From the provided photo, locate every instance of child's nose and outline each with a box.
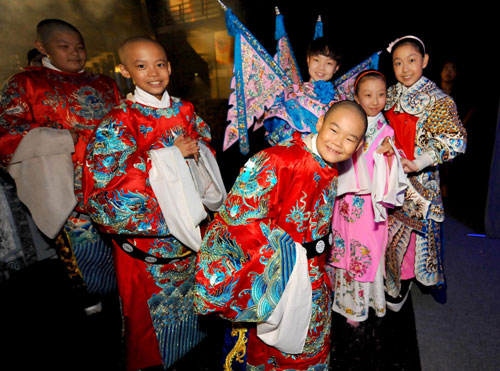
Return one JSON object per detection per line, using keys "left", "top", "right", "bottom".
{"left": 332, "top": 134, "right": 341, "bottom": 146}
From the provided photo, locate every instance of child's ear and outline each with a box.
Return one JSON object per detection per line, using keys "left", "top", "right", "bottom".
{"left": 423, "top": 53, "right": 429, "bottom": 69}
{"left": 167, "top": 61, "right": 172, "bottom": 76}
{"left": 354, "top": 94, "right": 360, "bottom": 105}
{"left": 316, "top": 115, "right": 325, "bottom": 132}
{"left": 118, "top": 64, "right": 131, "bottom": 79}
{"left": 34, "top": 40, "right": 46, "bottom": 55}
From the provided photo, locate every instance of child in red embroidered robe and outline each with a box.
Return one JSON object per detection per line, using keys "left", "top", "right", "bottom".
{"left": 83, "top": 37, "right": 225, "bottom": 371}
{"left": 0, "top": 19, "right": 121, "bottom": 304}
{"left": 195, "top": 101, "right": 367, "bottom": 370}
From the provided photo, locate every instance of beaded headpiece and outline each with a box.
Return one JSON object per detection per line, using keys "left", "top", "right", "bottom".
{"left": 386, "top": 35, "right": 426, "bottom": 54}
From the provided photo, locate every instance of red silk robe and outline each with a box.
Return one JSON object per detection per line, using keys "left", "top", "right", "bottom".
{"left": 0, "top": 66, "right": 121, "bottom": 210}
{"left": 83, "top": 98, "right": 213, "bottom": 370}
{"left": 0, "top": 66, "right": 121, "bottom": 295}
{"left": 195, "top": 132, "right": 338, "bottom": 370}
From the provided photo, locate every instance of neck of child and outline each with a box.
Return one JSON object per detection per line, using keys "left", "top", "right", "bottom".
{"left": 41, "top": 56, "right": 83, "bottom": 74}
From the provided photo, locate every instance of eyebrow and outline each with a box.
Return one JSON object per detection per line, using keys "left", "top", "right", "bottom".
{"left": 55, "top": 39, "right": 83, "bottom": 45}
{"left": 330, "top": 122, "right": 361, "bottom": 140}
{"left": 394, "top": 53, "right": 418, "bottom": 59}
{"left": 132, "top": 58, "right": 167, "bottom": 62}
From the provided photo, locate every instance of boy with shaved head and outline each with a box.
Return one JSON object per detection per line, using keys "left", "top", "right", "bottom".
{"left": 0, "top": 19, "right": 121, "bottom": 312}
{"left": 194, "top": 100, "right": 367, "bottom": 370}
{"left": 83, "top": 36, "right": 225, "bottom": 370}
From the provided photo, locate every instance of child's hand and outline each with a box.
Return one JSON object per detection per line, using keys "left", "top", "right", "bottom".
{"left": 174, "top": 134, "right": 199, "bottom": 160}
{"left": 376, "top": 136, "right": 394, "bottom": 156}
{"left": 401, "top": 158, "right": 419, "bottom": 173}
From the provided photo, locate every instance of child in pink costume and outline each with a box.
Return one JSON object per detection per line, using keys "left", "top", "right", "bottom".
{"left": 327, "top": 70, "right": 408, "bottom": 324}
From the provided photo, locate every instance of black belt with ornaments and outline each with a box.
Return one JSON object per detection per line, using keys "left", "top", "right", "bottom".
{"left": 116, "top": 238, "right": 193, "bottom": 265}
{"left": 115, "top": 232, "right": 332, "bottom": 263}
{"left": 303, "top": 232, "right": 333, "bottom": 260}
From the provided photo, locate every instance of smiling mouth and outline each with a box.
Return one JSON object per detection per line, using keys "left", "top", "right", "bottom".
{"left": 327, "top": 146, "right": 342, "bottom": 155}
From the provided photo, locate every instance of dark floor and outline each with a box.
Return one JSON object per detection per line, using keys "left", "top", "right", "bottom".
{"left": 0, "top": 257, "right": 421, "bottom": 371}
{"left": 0, "top": 259, "right": 124, "bottom": 371}
{"left": 330, "top": 296, "right": 421, "bottom": 371}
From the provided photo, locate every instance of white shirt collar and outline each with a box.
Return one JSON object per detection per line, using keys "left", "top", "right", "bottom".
{"left": 128, "top": 86, "right": 171, "bottom": 109}
{"left": 41, "top": 56, "right": 85, "bottom": 73}
{"left": 311, "top": 134, "right": 321, "bottom": 158}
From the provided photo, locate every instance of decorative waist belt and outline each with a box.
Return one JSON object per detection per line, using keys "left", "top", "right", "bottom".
{"left": 115, "top": 238, "right": 193, "bottom": 265}
{"left": 302, "top": 232, "right": 333, "bottom": 260}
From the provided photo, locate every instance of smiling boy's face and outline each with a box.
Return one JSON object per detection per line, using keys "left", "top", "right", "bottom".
{"left": 35, "top": 30, "right": 86, "bottom": 73}
{"left": 315, "top": 105, "right": 365, "bottom": 164}
{"left": 119, "top": 40, "right": 171, "bottom": 99}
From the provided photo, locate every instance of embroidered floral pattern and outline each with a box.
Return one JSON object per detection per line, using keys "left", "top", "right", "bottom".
{"left": 348, "top": 239, "right": 372, "bottom": 278}
{"left": 338, "top": 195, "right": 365, "bottom": 223}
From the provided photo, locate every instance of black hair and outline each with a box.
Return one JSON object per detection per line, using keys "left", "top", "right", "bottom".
{"left": 324, "top": 100, "right": 368, "bottom": 137}
{"left": 36, "top": 19, "right": 83, "bottom": 44}
{"left": 354, "top": 70, "right": 386, "bottom": 95}
{"left": 391, "top": 38, "right": 425, "bottom": 57}
{"left": 307, "top": 37, "right": 342, "bottom": 66}
{"left": 27, "top": 48, "right": 43, "bottom": 64}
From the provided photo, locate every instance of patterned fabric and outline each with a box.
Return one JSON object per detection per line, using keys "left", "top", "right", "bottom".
{"left": 0, "top": 67, "right": 121, "bottom": 210}
{"left": 84, "top": 98, "right": 211, "bottom": 235}
{"left": 0, "top": 172, "right": 37, "bottom": 283}
{"left": 384, "top": 76, "right": 467, "bottom": 296}
{"left": 328, "top": 113, "right": 396, "bottom": 320}
{"left": 263, "top": 81, "right": 337, "bottom": 146}
{"left": 332, "top": 258, "right": 386, "bottom": 322}
{"left": 223, "top": 9, "right": 292, "bottom": 154}
{"left": 274, "top": 10, "right": 302, "bottom": 86}
{"left": 334, "top": 52, "right": 381, "bottom": 101}
{"left": 195, "top": 132, "right": 337, "bottom": 370}
{"left": 65, "top": 214, "right": 116, "bottom": 294}
{"left": 83, "top": 98, "right": 212, "bottom": 370}
{"left": 0, "top": 66, "right": 121, "bottom": 296}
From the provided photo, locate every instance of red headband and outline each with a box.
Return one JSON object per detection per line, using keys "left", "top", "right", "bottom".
{"left": 354, "top": 70, "right": 386, "bottom": 92}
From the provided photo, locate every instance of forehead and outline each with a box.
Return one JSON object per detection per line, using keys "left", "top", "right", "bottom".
{"left": 46, "top": 29, "right": 83, "bottom": 44}
{"left": 325, "top": 107, "right": 365, "bottom": 134}
{"left": 125, "top": 41, "right": 167, "bottom": 59}
{"left": 309, "top": 54, "right": 336, "bottom": 62}
{"left": 393, "top": 43, "right": 421, "bottom": 58}
{"left": 357, "top": 76, "right": 386, "bottom": 90}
